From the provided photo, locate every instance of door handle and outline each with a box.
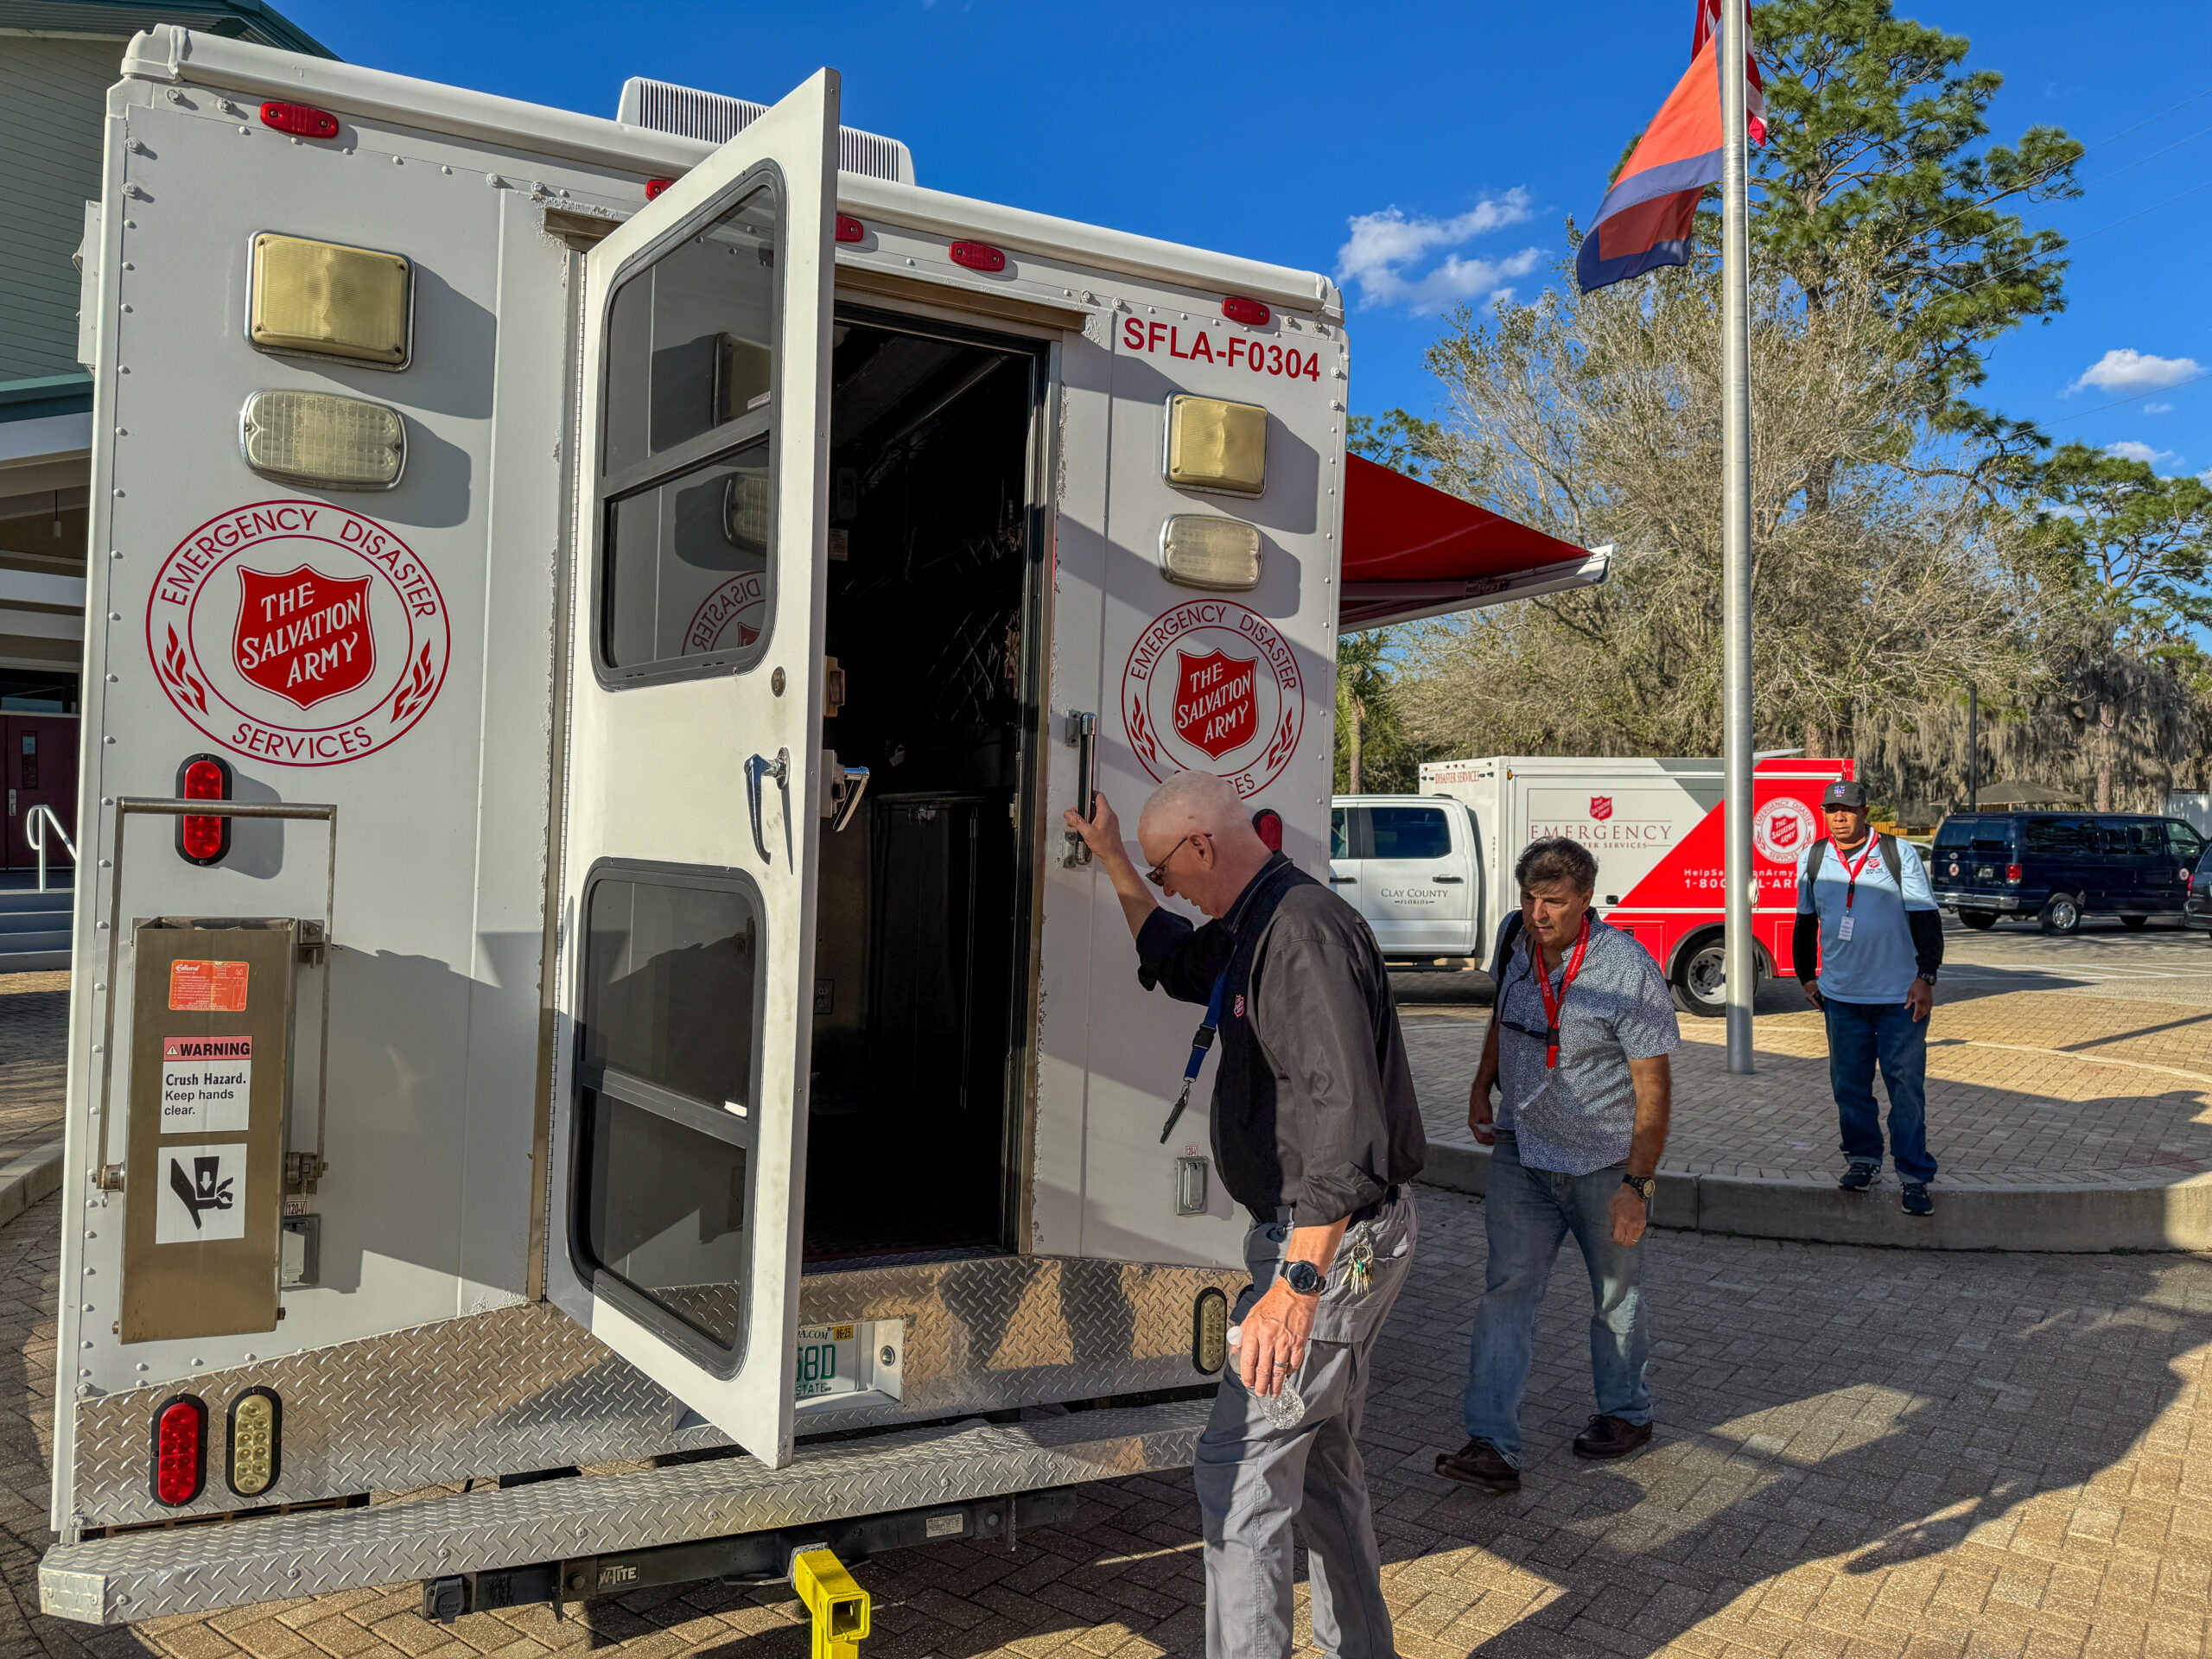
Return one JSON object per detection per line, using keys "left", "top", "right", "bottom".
{"left": 1329, "top": 874, "right": 1357, "bottom": 884}
{"left": 745, "top": 748, "right": 790, "bottom": 864}
{"left": 1061, "top": 710, "right": 1097, "bottom": 868}
{"left": 830, "top": 764, "right": 870, "bottom": 834}
{"left": 1434, "top": 874, "right": 1465, "bottom": 883}
{"left": 821, "top": 750, "right": 870, "bottom": 832}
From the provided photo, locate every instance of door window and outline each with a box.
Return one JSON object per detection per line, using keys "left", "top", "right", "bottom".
{"left": 1367, "top": 805, "right": 1451, "bottom": 861}
{"left": 574, "top": 866, "right": 764, "bottom": 1372}
{"left": 1331, "top": 807, "right": 1351, "bottom": 860}
{"left": 2171, "top": 821, "right": 2206, "bottom": 861}
{"left": 596, "top": 183, "right": 783, "bottom": 683}
{"left": 2123, "top": 821, "right": 2165, "bottom": 855}
{"left": 2022, "top": 817, "right": 2091, "bottom": 854}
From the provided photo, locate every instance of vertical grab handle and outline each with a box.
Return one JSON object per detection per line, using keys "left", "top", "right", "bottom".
{"left": 746, "top": 748, "right": 790, "bottom": 864}
{"left": 1062, "top": 710, "right": 1097, "bottom": 868}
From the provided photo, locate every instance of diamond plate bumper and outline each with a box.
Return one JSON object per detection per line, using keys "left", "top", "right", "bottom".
{"left": 68, "top": 1255, "right": 1243, "bottom": 1528}
{"left": 41, "top": 1395, "right": 1211, "bottom": 1624}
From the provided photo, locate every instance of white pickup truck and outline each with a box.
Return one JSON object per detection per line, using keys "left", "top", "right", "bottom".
{"left": 1329, "top": 793, "right": 1484, "bottom": 960}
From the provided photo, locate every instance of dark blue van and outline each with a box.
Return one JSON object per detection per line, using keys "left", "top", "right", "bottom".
{"left": 1929, "top": 812, "right": 2205, "bottom": 932}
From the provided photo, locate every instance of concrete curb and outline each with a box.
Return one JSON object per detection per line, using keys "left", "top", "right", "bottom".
{"left": 0, "top": 1140, "right": 63, "bottom": 1230}
{"left": 1416, "top": 1141, "right": 2212, "bottom": 1253}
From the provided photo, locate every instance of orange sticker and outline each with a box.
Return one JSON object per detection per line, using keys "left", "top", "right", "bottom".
{"left": 168, "top": 959, "right": 250, "bottom": 1013}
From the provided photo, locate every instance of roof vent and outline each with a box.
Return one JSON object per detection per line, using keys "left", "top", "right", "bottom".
{"left": 617, "top": 78, "right": 916, "bottom": 185}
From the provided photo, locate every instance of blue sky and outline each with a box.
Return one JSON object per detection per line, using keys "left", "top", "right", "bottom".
{"left": 286, "top": 0, "right": 2212, "bottom": 480}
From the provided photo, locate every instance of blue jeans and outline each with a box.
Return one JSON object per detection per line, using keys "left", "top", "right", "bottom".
{"left": 1461, "top": 1132, "right": 1649, "bottom": 1469}
{"left": 1823, "top": 997, "right": 1936, "bottom": 1185}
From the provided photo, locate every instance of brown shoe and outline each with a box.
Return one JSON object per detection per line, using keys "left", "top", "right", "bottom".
{"left": 1572, "top": 1414, "right": 1653, "bottom": 1459}
{"left": 1434, "top": 1438, "right": 1520, "bottom": 1492}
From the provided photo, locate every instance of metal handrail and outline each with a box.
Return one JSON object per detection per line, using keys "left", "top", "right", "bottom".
{"left": 23, "top": 805, "right": 74, "bottom": 893}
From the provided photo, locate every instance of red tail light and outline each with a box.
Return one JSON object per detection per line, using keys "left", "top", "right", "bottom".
{"left": 836, "top": 214, "right": 865, "bottom": 244}
{"left": 259, "top": 101, "right": 340, "bottom": 140}
{"left": 176, "top": 753, "right": 232, "bottom": 867}
{"left": 2005, "top": 864, "right": 2023, "bottom": 883}
{"left": 1223, "top": 296, "right": 1272, "bottom": 327}
{"left": 1251, "top": 808, "right": 1282, "bottom": 853}
{"left": 153, "top": 1395, "right": 207, "bottom": 1506}
{"left": 645, "top": 177, "right": 675, "bottom": 200}
{"left": 950, "top": 240, "right": 1006, "bottom": 272}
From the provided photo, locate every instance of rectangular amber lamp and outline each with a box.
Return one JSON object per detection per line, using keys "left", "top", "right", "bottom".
{"left": 1165, "top": 394, "right": 1267, "bottom": 496}
{"left": 250, "top": 233, "right": 412, "bottom": 367}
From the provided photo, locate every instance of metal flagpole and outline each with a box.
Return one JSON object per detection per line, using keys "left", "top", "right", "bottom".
{"left": 1721, "top": 0, "right": 1756, "bottom": 1074}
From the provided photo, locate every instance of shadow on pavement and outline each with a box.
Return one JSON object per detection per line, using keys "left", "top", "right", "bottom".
{"left": 1384, "top": 1192, "right": 2212, "bottom": 1656}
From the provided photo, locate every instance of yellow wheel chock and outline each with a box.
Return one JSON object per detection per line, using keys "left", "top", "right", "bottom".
{"left": 791, "top": 1547, "right": 872, "bottom": 1658}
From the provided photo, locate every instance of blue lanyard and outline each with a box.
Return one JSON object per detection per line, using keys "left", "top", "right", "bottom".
{"left": 1158, "top": 967, "right": 1231, "bottom": 1145}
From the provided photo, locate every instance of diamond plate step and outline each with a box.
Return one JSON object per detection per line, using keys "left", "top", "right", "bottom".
{"left": 41, "top": 1396, "right": 1213, "bottom": 1625}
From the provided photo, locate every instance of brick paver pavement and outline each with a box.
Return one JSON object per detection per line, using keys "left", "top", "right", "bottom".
{"left": 0, "top": 974, "right": 67, "bottom": 1166}
{"left": 1408, "top": 988, "right": 2212, "bottom": 1187}
{"left": 0, "top": 1185, "right": 2208, "bottom": 1656}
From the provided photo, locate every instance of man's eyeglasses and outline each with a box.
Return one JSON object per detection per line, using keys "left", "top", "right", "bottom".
{"left": 1145, "top": 833, "right": 1203, "bottom": 887}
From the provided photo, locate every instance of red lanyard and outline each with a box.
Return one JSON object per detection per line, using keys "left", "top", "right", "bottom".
{"left": 1838, "top": 835, "right": 1878, "bottom": 910}
{"left": 1529, "top": 916, "right": 1592, "bottom": 1069}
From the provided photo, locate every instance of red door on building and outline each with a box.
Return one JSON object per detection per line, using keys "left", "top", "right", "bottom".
{"left": 3, "top": 716, "right": 77, "bottom": 873}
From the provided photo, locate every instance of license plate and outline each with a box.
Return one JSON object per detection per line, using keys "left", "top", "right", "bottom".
{"left": 1976, "top": 865, "right": 1994, "bottom": 880}
{"left": 793, "top": 1318, "right": 904, "bottom": 1405}
{"left": 794, "top": 1322, "right": 861, "bottom": 1400}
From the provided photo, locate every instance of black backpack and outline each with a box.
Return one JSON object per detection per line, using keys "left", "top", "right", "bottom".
{"left": 1489, "top": 909, "right": 1526, "bottom": 987}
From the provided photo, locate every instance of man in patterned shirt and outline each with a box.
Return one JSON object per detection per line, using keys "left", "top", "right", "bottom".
{"left": 1435, "top": 836, "right": 1679, "bottom": 1494}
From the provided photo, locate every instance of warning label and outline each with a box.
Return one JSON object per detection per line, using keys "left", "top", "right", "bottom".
{"left": 160, "top": 1036, "right": 251, "bottom": 1135}
{"left": 156, "top": 1143, "right": 247, "bottom": 1244}
{"left": 168, "top": 959, "right": 249, "bottom": 1012}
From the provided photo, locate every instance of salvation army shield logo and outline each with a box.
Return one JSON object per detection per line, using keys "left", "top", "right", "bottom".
{"left": 1590, "top": 796, "right": 1614, "bottom": 822}
{"left": 1754, "top": 796, "right": 1820, "bottom": 863}
{"left": 232, "top": 566, "right": 375, "bottom": 710}
{"left": 148, "top": 500, "right": 451, "bottom": 767}
{"left": 1123, "top": 600, "right": 1303, "bottom": 799}
{"left": 685, "top": 570, "right": 767, "bottom": 655}
{"left": 1173, "top": 647, "right": 1259, "bottom": 760}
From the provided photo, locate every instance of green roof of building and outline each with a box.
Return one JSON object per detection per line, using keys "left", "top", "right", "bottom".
{"left": 0, "top": 0, "right": 332, "bottom": 58}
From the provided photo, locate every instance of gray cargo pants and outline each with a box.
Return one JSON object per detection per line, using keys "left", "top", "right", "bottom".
{"left": 1194, "top": 1188, "right": 1417, "bottom": 1659}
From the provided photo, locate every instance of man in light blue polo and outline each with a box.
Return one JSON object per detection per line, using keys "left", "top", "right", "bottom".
{"left": 1792, "top": 779, "right": 1945, "bottom": 1217}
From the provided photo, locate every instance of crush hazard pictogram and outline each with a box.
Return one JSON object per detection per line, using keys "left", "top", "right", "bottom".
{"left": 233, "top": 566, "right": 376, "bottom": 710}
{"left": 1173, "top": 648, "right": 1258, "bottom": 760}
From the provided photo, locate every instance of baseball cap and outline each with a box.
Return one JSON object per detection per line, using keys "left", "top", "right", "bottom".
{"left": 1821, "top": 780, "right": 1868, "bottom": 809}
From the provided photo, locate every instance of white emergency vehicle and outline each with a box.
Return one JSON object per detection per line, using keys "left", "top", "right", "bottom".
{"left": 41, "top": 31, "right": 1607, "bottom": 1630}
{"left": 1416, "top": 755, "right": 1849, "bottom": 1014}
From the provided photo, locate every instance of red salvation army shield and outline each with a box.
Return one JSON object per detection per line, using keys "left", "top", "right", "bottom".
{"left": 1590, "top": 796, "right": 1614, "bottom": 822}
{"left": 1173, "top": 647, "right": 1259, "bottom": 760}
{"left": 1768, "top": 810, "right": 1804, "bottom": 850}
{"left": 232, "top": 565, "right": 376, "bottom": 711}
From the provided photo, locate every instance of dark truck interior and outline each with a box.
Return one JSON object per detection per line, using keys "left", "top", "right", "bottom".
{"left": 803, "top": 310, "right": 1045, "bottom": 1265}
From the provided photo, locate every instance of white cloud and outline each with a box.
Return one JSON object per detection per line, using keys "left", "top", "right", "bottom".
{"left": 2068, "top": 349, "right": 2204, "bottom": 395}
{"left": 1336, "top": 193, "right": 1543, "bottom": 314}
{"left": 2104, "top": 440, "right": 2177, "bottom": 465}
{"left": 2145, "top": 402, "right": 2175, "bottom": 415}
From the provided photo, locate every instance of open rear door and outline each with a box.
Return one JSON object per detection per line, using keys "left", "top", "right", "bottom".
{"left": 545, "top": 72, "right": 839, "bottom": 1469}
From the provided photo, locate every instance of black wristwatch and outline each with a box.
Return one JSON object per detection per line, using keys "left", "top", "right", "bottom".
{"left": 1916, "top": 970, "right": 1938, "bottom": 987}
{"left": 1281, "top": 1260, "right": 1325, "bottom": 1296}
{"left": 1621, "top": 1173, "right": 1656, "bottom": 1204}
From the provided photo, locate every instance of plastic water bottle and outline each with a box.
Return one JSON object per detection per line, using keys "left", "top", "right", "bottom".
{"left": 1226, "top": 1325, "right": 1307, "bottom": 1429}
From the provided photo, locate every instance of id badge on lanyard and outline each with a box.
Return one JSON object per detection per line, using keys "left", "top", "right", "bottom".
{"left": 1836, "top": 836, "right": 1878, "bottom": 943}
{"left": 1530, "top": 916, "right": 1592, "bottom": 1069}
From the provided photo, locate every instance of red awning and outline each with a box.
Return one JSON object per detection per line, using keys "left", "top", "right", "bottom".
{"left": 1338, "top": 454, "right": 1605, "bottom": 629}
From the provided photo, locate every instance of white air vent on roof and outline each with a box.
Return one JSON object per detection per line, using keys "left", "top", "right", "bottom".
{"left": 617, "top": 78, "right": 916, "bottom": 185}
